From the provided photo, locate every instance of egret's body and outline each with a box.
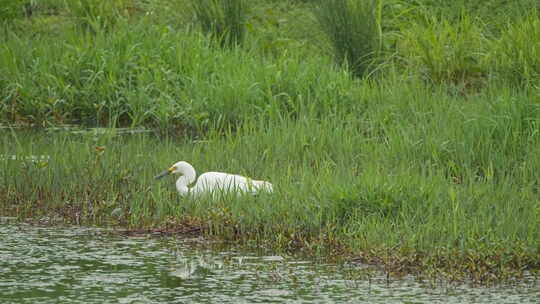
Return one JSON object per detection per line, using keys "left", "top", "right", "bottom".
{"left": 155, "top": 161, "right": 273, "bottom": 196}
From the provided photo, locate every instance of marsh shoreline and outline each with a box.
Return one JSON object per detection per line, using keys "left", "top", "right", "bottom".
{"left": 3, "top": 0, "right": 540, "bottom": 284}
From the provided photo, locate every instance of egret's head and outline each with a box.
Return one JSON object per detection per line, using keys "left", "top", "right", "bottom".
{"left": 154, "top": 161, "right": 188, "bottom": 179}
{"left": 154, "top": 164, "right": 178, "bottom": 179}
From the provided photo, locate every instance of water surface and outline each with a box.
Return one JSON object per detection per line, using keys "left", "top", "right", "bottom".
{"left": 1, "top": 221, "right": 539, "bottom": 303}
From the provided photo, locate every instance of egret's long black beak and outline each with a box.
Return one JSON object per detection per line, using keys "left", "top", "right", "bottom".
{"left": 154, "top": 168, "right": 172, "bottom": 179}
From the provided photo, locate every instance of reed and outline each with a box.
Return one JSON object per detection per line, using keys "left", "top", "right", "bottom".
{"left": 64, "top": 0, "right": 130, "bottom": 32}
{"left": 191, "top": 0, "right": 248, "bottom": 48}
{"left": 314, "top": 0, "right": 381, "bottom": 78}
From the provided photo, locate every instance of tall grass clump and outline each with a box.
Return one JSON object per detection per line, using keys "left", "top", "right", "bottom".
{"left": 398, "top": 14, "right": 487, "bottom": 89}
{"left": 490, "top": 13, "right": 540, "bottom": 86}
{"left": 65, "top": 0, "right": 130, "bottom": 32}
{"left": 191, "top": 0, "right": 248, "bottom": 48}
{"left": 315, "top": 0, "right": 381, "bottom": 78}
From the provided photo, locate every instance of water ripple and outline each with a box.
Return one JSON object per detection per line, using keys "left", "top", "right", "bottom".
{"left": 0, "top": 223, "right": 539, "bottom": 304}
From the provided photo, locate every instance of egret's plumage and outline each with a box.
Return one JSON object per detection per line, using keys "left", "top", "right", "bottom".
{"left": 155, "top": 161, "right": 273, "bottom": 196}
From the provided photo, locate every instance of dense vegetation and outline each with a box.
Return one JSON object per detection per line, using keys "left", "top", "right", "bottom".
{"left": 2, "top": 0, "right": 540, "bottom": 282}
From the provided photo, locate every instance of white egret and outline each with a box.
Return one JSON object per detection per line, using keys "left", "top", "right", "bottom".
{"left": 155, "top": 161, "right": 273, "bottom": 196}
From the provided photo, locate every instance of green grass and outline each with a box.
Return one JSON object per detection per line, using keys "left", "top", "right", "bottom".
{"left": 1, "top": 0, "right": 540, "bottom": 282}
{"left": 191, "top": 0, "right": 248, "bottom": 48}
{"left": 64, "top": 0, "right": 131, "bottom": 32}
{"left": 2, "top": 82, "right": 540, "bottom": 281}
{"left": 315, "top": 0, "right": 381, "bottom": 78}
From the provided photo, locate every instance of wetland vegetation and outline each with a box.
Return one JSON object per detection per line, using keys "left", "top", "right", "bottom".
{"left": 2, "top": 0, "right": 540, "bottom": 283}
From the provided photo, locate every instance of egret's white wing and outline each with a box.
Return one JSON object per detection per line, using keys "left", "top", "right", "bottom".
{"left": 193, "top": 172, "right": 271, "bottom": 194}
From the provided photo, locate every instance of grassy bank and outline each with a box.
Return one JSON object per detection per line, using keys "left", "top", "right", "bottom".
{"left": 2, "top": 0, "right": 540, "bottom": 282}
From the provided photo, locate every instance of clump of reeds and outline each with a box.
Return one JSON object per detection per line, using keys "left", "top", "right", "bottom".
{"left": 489, "top": 12, "right": 540, "bottom": 86}
{"left": 191, "top": 0, "right": 248, "bottom": 48}
{"left": 397, "top": 14, "right": 487, "bottom": 89}
{"left": 65, "top": 0, "right": 130, "bottom": 32}
{"left": 314, "top": 0, "right": 381, "bottom": 78}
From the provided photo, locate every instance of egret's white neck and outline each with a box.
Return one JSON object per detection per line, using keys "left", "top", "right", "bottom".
{"left": 175, "top": 162, "right": 197, "bottom": 195}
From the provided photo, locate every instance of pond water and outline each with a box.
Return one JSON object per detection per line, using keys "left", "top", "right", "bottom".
{"left": 1, "top": 221, "right": 539, "bottom": 304}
